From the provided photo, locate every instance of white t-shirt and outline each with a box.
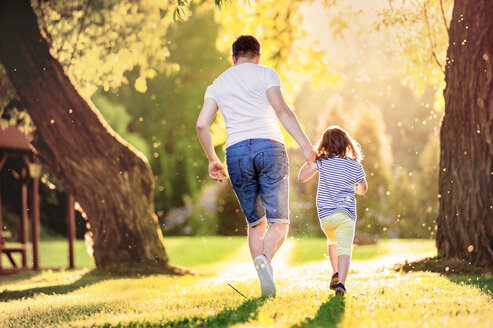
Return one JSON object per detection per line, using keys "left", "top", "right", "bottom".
{"left": 204, "top": 63, "right": 284, "bottom": 148}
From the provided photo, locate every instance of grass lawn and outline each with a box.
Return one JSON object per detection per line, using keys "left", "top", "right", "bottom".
{"left": 164, "top": 236, "right": 246, "bottom": 268}
{"left": 1, "top": 237, "right": 436, "bottom": 270}
{"left": 1, "top": 236, "right": 247, "bottom": 271}
{"left": 289, "top": 238, "right": 436, "bottom": 265}
{"left": 0, "top": 237, "right": 491, "bottom": 327}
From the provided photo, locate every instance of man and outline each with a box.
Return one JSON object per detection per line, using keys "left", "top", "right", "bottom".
{"left": 196, "top": 34, "right": 315, "bottom": 297}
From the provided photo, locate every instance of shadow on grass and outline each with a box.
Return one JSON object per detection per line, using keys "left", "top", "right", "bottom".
{"left": 98, "top": 297, "right": 266, "bottom": 328}
{"left": 293, "top": 295, "right": 345, "bottom": 328}
{"left": 393, "top": 256, "right": 493, "bottom": 297}
{"left": 0, "top": 271, "right": 115, "bottom": 302}
{"left": 447, "top": 275, "right": 493, "bottom": 295}
{"left": 393, "top": 256, "right": 492, "bottom": 275}
{"left": 163, "top": 297, "right": 266, "bottom": 328}
{"left": 4, "top": 300, "right": 114, "bottom": 327}
{"left": 0, "top": 270, "right": 45, "bottom": 287}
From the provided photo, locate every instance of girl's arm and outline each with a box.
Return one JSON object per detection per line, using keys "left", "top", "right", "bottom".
{"left": 298, "top": 161, "right": 318, "bottom": 182}
{"left": 355, "top": 177, "right": 368, "bottom": 195}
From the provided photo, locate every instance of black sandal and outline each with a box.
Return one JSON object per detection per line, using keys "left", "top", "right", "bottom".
{"left": 330, "top": 272, "right": 339, "bottom": 290}
{"left": 335, "top": 282, "right": 346, "bottom": 296}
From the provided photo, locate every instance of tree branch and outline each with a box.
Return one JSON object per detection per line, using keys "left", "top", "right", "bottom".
{"left": 67, "top": 0, "right": 92, "bottom": 70}
{"left": 439, "top": 0, "right": 450, "bottom": 37}
{"left": 387, "top": 0, "right": 394, "bottom": 11}
{"left": 36, "top": 1, "right": 53, "bottom": 46}
{"left": 424, "top": 1, "right": 445, "bottom": 74}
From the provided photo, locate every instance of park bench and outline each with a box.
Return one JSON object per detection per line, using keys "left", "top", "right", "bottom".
{"left": 0, "top": 231, "right": 28, "bottom": 271}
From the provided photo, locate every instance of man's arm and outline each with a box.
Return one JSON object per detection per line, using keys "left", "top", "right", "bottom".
{"left": 267, "top": 86, "right": 316, "bottom": 163}
{"left": 196, "top": 98, "right": 227, "bottom": 182}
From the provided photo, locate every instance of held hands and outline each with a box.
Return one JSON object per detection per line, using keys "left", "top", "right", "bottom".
{"left": 298, "top": 145, "right": 317, "bottom": 182}
{"left": 208, "top": 158, "right": 227, "bottom": 182}
{"left": 303, "top": 147, "right": 317, "bottom": 165}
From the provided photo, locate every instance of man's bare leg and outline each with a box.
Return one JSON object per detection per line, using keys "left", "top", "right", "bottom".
{"left": 248, "top": 221, "right": 289, "bottom": 262}
{"left": 262, "top": 222, "right": 288, "bottom": 262}
{"left": 249, "top": 221, "right": 287, "bottom": 297}
{"left": 248, "top": 220, "right": 266, "bottom": 259}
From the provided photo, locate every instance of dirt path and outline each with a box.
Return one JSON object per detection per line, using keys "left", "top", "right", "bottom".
{"left": 214, "top": 239, "right": 296, "bottom": 282}
{"left": 208, "top": 240, "right": 436, "bottom": 298}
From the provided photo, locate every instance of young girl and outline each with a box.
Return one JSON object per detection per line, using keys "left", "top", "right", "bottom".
{"left": 298, "top": 126, "right": 368, "bottom": 296}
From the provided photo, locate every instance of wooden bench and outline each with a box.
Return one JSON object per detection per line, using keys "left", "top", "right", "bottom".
{"left": 0, "top": 233, "right": 28, "bottom": 270}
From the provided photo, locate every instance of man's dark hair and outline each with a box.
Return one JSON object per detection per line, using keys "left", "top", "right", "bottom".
{"left": 232, "top": 35, "right": 261, "bottom": 60}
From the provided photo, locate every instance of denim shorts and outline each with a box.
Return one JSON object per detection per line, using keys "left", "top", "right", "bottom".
{"left": 226, "top": 138, "right": 289, "bottom": 226}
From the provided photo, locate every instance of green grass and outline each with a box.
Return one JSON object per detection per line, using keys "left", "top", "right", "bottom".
{"left": 0, "top": 268, "right": 491, "bottom": 327}
{"left": 163, "top": 236, "right": 246, "bottom": 268}
{"left": 3, "top": 237, "right": 436, "bottom": 270}
{"left": 0, "top": 238, "right": 490, "bottom": 327}
{"left": 447, "top": 275, "right": 493, "bottom": 295}
{"left": 290, "top": 238, "right": 436, "bottom": 265}
{"left": 0, "top": 239, "right": 96, "bottom": 270}
{"left": 1, "top": 236, "right": 246, "bottom": 271}
{"left": 38, "top": 240, "right": 95, "bottom": 268}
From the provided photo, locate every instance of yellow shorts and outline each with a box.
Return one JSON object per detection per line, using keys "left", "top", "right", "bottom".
{"left": 320, "top": 212, "right": 355, "bottom": 256}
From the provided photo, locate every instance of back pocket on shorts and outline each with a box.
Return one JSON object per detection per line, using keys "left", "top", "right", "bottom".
{"left": 261, "top": 150, "right": 288, "bottom": 181}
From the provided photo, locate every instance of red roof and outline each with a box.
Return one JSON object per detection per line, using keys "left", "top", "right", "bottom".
{"left": 0, "top": 126, "right": 33, "bottom": 151}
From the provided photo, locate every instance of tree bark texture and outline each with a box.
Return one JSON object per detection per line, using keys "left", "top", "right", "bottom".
{"left": 438, "top": 0, "right": 493, "bottom": 267}
{"left": 0, "top": 0, "right": 175, "bottom": 273}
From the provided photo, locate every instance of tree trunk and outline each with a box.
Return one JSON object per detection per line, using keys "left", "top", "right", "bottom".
{"left": 0, "top": 0, "right": 179, "bottom": 273}
{"left": 438, "top": 0, "right": 493, "bottom": 268}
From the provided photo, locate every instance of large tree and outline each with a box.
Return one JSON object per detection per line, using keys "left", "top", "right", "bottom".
{"left": 437, "top": 0, "right": 493, "bottom": 267}
{"left": 364, "top": 0, "right": 492, "bottom": 266}
{"left": 0, "top": 0, "right": 178, "bottom": 273}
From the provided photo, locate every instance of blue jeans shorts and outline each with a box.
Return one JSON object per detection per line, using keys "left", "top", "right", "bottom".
{"left": 226, "top": 138, "right": 289, "bottom": 226}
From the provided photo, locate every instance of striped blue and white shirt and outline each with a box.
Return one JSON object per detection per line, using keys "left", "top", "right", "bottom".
{"left": 315, "top": 156, "right": 366, "bottom": 221}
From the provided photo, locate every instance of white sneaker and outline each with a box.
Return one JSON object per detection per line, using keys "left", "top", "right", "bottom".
{"left": 253, "top": 254, "right": 276, "bottom": 297}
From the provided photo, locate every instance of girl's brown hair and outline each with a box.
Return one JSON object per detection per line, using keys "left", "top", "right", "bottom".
{"left": 316, "top": 125, "right": 363, "bottom": 162}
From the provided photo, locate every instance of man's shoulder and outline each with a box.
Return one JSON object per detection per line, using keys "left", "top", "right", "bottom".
{"left": 211, "top": 67, "right": 233, "bottom": 84}
{"left": 255, "top": 64, "right": 278, "bottom": 74}
{"left": 225, "top": 63, "right": 277, "bottom": 75}
{"left": 211, "top": 64, "right": 280, "bottom": 86}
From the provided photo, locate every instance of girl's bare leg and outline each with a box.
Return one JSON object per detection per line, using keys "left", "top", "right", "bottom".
{"left": 328, "top": 244, "right": 338, "bottom": 273}
{"left": 337, "top": 254, "right": 351, "bottom": 284}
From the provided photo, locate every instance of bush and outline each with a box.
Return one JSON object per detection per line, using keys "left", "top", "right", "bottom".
{"left": 162, "top": 198, "right": 218, "bottom": 236}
